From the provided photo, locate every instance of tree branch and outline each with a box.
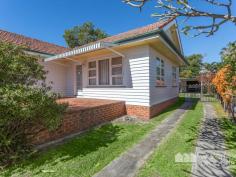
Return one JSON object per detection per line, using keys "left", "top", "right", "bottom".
{"left": 124, "top": 0, "right": 236, "bottom": 36}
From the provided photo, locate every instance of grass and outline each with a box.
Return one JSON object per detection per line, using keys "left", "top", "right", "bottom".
{"left": 0, "top": 98, "right": 185, "bottom": 177}
{"left": 212, "top": 101, "right": 236, "bottom": 176}
{"left": 137, "top": 99, "right": 203, "bottom": 177}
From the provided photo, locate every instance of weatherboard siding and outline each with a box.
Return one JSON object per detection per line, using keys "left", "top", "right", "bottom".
{"left": 75, "top": 45, "right": 151, "bottom": 106}
{"left": 149, "top": 46, "right": 179, "bottom": 106}
{"left": 42, "top": 61, "right": 67, "bottom": 96}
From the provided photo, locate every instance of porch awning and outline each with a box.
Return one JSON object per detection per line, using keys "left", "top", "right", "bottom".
{"left": 44, "top": 42, "right": 116, "bottom": 62}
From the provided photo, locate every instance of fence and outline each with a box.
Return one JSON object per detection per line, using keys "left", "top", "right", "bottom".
{"left": 179, "top": 92, "right": 216, "bottom": 102}
{"left": 180, "top": 92, "right": 235, "bottom": 118}
{"left": 217, "top": 94, "right": 236, "bottom": 119}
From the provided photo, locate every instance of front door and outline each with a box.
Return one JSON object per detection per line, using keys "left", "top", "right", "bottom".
{"left": 76, "top": 65, "right": 83, "bottom": 91}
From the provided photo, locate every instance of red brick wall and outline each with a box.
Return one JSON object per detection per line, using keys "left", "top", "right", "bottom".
{"left": 33, "top": 98, "right": 178, "bottom": 145}
{"left": 126, "top": 105, "right": 150, "bottom": 120}
{"left": 33, "top": 101, "right": 126, "bottom": 145}
{"left": 126, "top": 97, "right": 178, "bottom": 120}
{"left": 150, "top": 97, "right": 178, "bottom": 118}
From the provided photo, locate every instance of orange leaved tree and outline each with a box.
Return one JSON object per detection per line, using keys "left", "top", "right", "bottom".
{"left": 212, "top": 65, "right": 233, "bottom": 103}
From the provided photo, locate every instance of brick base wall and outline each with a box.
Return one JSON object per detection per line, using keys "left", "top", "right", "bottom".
{"left": 126, "top": 105, "right": 150, "bottom": 120}
{"left": 126, "top": 97, "right": 178, "bottom": 120}
{"left": 32, "top": 98, "right": 178, "bottom": 145}
{"left": 150, "top": 97, "right": 178, "bottom": 118}
{"left": 33, "top": 101, "right": 126, "bottom": 145}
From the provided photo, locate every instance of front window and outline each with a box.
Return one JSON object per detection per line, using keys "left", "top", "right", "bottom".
{"left": 88, "top": 57, "right": 123, "bottom": 86}
{"left": 88, "top": 61, "right": 96, "bottom": 85}
{"left": 156, "top": 57, "right": 165, "bottom": 86}
{"left": 172, "top": 66, "right": 177, "bottom": 86}
{"left": 111, "top": 57, "right": 123, "bottom": 85}
{"left": 98, "top": 59, "right": 110, "bottom": 85}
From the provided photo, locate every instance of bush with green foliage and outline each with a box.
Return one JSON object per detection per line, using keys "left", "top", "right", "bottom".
{"left": 180, "top": 54, "right": 203, "bottom": 78}
{"left": 63, "top": 22, "right": 108, "bottom": 48}
{"left": 0, "top": 42, "right": 67, "bottom": 167}
{"left": 220, "top": 41, "right": 236, "bottom": 90}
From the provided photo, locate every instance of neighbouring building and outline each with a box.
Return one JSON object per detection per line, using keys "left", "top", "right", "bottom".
{"left": 179, "top": 78, "right": 201, "bottom": 93}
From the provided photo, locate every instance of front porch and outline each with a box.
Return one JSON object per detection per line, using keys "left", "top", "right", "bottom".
{"left": 34, "top": 98, "right": 126, "bottom": 145}
{"left": 57, "top": 97, "right": 126, "bottom": 111}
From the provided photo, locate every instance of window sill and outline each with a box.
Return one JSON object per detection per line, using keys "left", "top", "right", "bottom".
{"left": 87, "top": 85, "right": 126, "bottom": 88}
{"left": 155, "top": 85, "right": 167, "bottom": 88}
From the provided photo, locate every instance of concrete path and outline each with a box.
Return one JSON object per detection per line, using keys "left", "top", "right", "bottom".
{"left": 93, "top": 99, "right": 193, "bottom": 177}
{"left": 191, "top": 102, "right": 232, "bottom": 177}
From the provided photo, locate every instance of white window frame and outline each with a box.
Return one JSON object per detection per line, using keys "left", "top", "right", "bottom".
{"left": 111, "top": 57, "right": 123, "bottom": 86}
{"left": 87, "top": 56, "right": 124, "bottom": 87}
{"left": 156, "top": 57, "right": 165, "bottom": 86}
{"left": 172, "top": 66, "right": 177, "bottom": 86}
{"left": 88, "top": 61, "right": 97, "bottom": 86}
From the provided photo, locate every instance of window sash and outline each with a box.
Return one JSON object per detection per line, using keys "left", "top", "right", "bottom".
{"left": 172, "top": 67, "right": 177, "bottom": 86}
{"left": 156, "top": 57, "right": 165, "bottom": 86}
{"left": 88, "top": 57, "right": 123, "bottom": 86}
{"left": 88, "top": 61, "right": 97, "bottom": 85}
{"left": 98, "top": 59, "right": 110, "bottom": 85}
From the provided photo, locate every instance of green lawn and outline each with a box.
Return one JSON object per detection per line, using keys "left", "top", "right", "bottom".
{"left": 137, "top": 99, "right": 203, "bottom": 177}
{"left": 212, "top": 101, "right": 236, "bottom": 176}
{"left": 1, "top": 98, "right": 184, "bottom": 177}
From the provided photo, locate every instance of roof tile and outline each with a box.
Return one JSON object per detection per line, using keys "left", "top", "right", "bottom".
{"left": 0, "top": 30, "right": 69, "bottom": 55}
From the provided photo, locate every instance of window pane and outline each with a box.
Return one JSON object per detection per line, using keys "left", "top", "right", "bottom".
{"left": 156, "top": 58, "right": 160, "bottom": 66}
{"left": 112, "top": 57, "right": 122, "bottom": 65}
{"left": 161, "top": 68, "right": 165, "bottom": 76}
{"left": 172, "top": 66, "right": 176, "bottom": 73}
{"left": 89, "top": 61, "right": 96, "bottom": 68}
{"left": 99, "top": 59, "right": 110, "bottom": 85}
{"left": 89, "top": 70, "right": 96, "bottom": 77}
{"left": 112, "top": 66, "right": 122, "bottom": 75}
{"left": 156, "top": 67, "right": 160, "bottom": 75}
{"left": 89, "top": 78, "right": 96, "bottom": 85}
{"left": 112, "top": 77, "right": 123, "bottom": 85}
{"left": 161, "top": 60, "right": 164, "bottom": 67}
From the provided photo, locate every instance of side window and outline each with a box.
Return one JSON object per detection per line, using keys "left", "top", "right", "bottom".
{"left": 172, "top": 66, "right": 177, "bottom": 86}
{"left": 88, "top": 61, "right": 97, "bottom": 85}
{"left": 156, "top": 57, "right": 165, "bottom": 86}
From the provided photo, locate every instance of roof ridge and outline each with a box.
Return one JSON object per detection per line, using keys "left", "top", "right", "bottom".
{"left": 101, "top": 20, "right": 169, "bottom": 41}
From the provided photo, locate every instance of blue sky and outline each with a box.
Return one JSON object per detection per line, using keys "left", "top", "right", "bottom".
{"left": 0, "top": 0, "right": 235, "bottom": 63}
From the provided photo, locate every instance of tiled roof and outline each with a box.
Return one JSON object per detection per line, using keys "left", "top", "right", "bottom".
{"left": 0, "top": 29, "right": 69, "bottom": 55}
{"left": 100, "top": 19, "right": 173, "bottom": 43}
{"left": 45, "top": 19, "right": 176, "bottom": 61}
{"left": 69, "top": 19, "right": 174, "bottom": 52}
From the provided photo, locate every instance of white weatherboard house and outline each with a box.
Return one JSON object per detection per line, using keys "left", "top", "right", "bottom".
{"left": 0, "top": 19, "right": 186, "bottom": 119}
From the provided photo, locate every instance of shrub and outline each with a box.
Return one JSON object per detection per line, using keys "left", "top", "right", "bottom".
{"left": 0, "top": 42, "right": 67, "bottom": 167}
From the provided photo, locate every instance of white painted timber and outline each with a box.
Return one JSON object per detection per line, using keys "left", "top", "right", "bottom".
{"left": 149, "top": 46, "right": 179, "bottom": 106}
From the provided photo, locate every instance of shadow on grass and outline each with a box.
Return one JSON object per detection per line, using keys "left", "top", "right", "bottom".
{"left": 219, "top": 118, "right": 236, "bottom": 176}
{"left": 3, "top": 96, "right": 188, "bottom": 177}
{"left": 180, "top": 97, "right": 199, "bottom": 111}
{"left": 3, "top": 123, "right": 122, "bottom": 176}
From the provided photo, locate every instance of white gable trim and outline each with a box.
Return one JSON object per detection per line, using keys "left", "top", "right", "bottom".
{"left": 163, "top": 20, "right": 184, "bottom": 55}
